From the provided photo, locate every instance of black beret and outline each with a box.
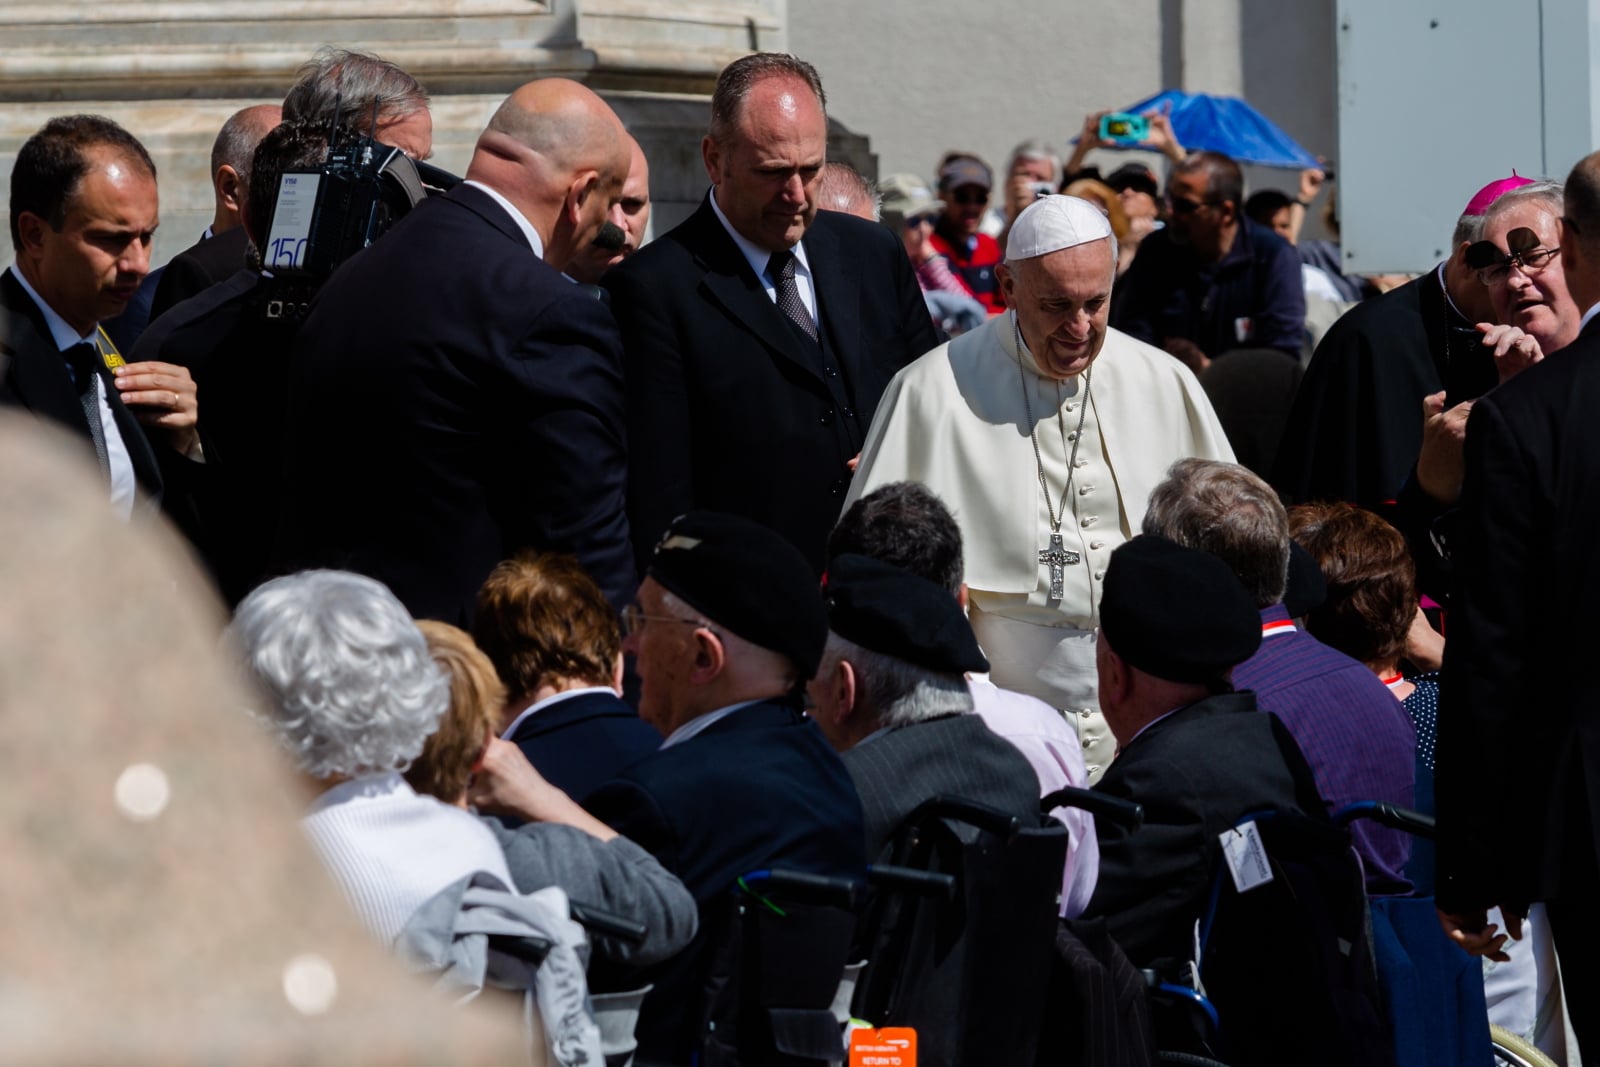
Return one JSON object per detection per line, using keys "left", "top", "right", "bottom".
{"left": 1099, "top": 535, "right": 1261, "bottom": 683}
{"left": 1283, "top": 540, "right": 1328, "bottom": 620}
{"left": 647, "top": 511, "right": 827, "bottom": 677}
{"left": 823, "top": 554, "right": 989, "bottom": 675}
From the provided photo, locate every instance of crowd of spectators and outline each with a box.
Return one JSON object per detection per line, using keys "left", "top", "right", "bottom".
{"left": 2, "top": 42, "right": 1596, "bottom": 1067}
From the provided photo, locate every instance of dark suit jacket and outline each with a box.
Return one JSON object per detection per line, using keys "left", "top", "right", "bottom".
{"left": 1083, "top": 691, "right": 1322, "bottom": 967}
{"left": 130, "top": 268, "right": 296, "bottom": 605}
{"left": 274, "top": 184, "right": 635, "bottom": 624}
{"left": 586, "top": 700, "right": 866, "bottom": 1062}
{"left": 506, "top": 689, "right": 660, "bottom": 804}
{"left": 0, "top": 269, "right": 164, "bottom": 500}
{"left": 149, "top": 227, "right": 252, "bottom": 323}
{"left": 1437, "top": 318, "right": 1600, "bottom": 913}
{"left": 842, "top": 711, "right": 1042, "bottom": 859}
{"left": 602, "top": 196, "right": 941, "bottom": 571}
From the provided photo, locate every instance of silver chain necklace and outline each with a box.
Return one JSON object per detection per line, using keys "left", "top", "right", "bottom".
{"left": 1013, "top": 311, "right": 1092, "bottom": 599}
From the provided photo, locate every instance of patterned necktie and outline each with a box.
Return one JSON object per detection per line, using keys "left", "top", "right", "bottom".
{"left": 767, "top": 249, "right": 818, "bottom": 340}
{"left": 64, "top": 342, "right": 110, "bottom": 477}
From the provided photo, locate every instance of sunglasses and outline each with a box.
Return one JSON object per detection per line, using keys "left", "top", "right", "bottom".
{"left": 949, "top": 188, "right": 989, "bottom": 206}
{"left": 1166, "top": 194, "right": 1212, "bottom": 216}
{"left": 904, "top": 213, "right": 938, "bottom": 229}
{"left": 1466, "top": 226, "right": 1559, "bottom": 285}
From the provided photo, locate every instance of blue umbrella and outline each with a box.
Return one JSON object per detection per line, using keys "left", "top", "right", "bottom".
{"left": 1112, "top": 90, "right": 1320, "bottom": 170}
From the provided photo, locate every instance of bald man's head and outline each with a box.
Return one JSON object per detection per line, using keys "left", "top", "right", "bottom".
{"left": 468, "top": 78, "right": 630, "bottom": 269}
{"left": 210, "top": 104, "right": 282, "bottom": 231}
{"left": 565, "top": 135, "right": 652, "bottom": 284}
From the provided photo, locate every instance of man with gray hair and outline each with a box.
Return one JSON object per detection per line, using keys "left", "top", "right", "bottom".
{"left": 816, "top": 160, "right": 879, "bottom": 221}
{"left": 849, "top": 195, "right": 1232, "bottom": 781}
{"left": 281, "top": 45, "right": 433, "bottom": 159}
{"left": 1142, "top": 457, "right": 1416, "bottom": 894}
{"left": 997, "top": 138, "right": 1061, "bottom": 247}
{"left": 808, "top": 552, "right": 1040, "bottom": 858}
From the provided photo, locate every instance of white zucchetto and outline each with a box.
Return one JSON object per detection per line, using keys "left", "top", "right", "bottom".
{"left": 1006, "top": 195, "right": 1113, "bottom": 261}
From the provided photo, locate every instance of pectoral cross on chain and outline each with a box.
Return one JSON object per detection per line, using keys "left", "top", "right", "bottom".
{"left": 1039, "top": 533, "right": 1080, "bottom": 600}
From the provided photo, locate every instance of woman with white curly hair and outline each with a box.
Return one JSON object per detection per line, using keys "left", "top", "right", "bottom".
{"left": 232, "top": 569, "right": 513, "bottom": 943}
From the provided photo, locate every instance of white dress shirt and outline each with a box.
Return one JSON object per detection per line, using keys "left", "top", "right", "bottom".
{"left": 463, "top": 180, "right": 546, "bottom": 260}
{"left": 708, "top": 187, "right": 820, "bottom": 326}
{"left": 8, "top": 265, "right": 138, "bottom": 518}
{"left": 661, "top": 699, "right": 763, "bottom": 750}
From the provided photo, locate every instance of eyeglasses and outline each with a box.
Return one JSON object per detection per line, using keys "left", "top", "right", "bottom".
{"left": 621, "top": 604, "right": 705, "bottom": 637}
{"left": 1468, "top": 226, "right": 1559, "bottom": 285}
{"left": 950, "top": 188, "right": 989, "bottom": 206}
{"left": 1165, "top": 194, "right": 1213, "bottom": 216}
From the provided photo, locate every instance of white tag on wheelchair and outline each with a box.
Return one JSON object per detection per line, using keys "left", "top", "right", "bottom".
{"left": 1220, "top": 820, "right": 1273, "bottom": 893}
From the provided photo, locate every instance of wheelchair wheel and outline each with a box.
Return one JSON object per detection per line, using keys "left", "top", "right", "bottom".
{"left": 1157, "top": 1053, "right": 1231, "bottom": 1067}
{"left": 1490, "top": 1025, "right": 1559, "bottom": 1067}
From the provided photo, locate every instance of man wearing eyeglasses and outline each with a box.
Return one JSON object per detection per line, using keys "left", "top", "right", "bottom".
{"left": 1437, "top": 150, "right": 1600, "bottom": 1061}
{"left": 585, "top": 510, "right": 865, "bottom": 1064}
{"left": 1112, "top": 150, "right": 1305, "bottom": 373}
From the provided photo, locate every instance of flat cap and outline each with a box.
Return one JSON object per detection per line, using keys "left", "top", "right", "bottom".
{"left": 1099, "top": 535, "right": 1261, "bottom": 683}
{"left": 648, "top": 511, "right": 827, "bottom": 677}
{"left": 823, "top": 554, "right": 988, "bottom": 675}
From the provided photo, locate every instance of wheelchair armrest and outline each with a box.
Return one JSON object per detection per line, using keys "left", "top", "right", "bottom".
{"left": 569, "top": 900, "right": 649, "bottom": 945}
{"left": 909, "top": 795, "right": 1024, "bottom": 840}
{"left": 740, "top": 868, "right": 861, "bottom": 909}
{"left": 867, "top": 863, "right": 958, "bottom": 902}
{"left": 1042, "top": 786, "right": 1145, "bottom": 833}
{"left": 1331, "top": 800, "right": 1436, "bottom": 839}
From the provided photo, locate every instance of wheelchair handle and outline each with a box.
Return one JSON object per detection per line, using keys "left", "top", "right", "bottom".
{"left": 1332, "top": 800, "right": 1436, "bottom": 839}
{"left": 741, "top": 868, "right": 861, "bottom": 909}
{"left": 910, "top": 795, "right": 1024, "bottom": 840}
{"left": 569, "top": 900, "right": 649, "bottom": 945}
{"left": 867, "top": 864, "right": 958, "bottom": 902}
{"left": 1041, "top": 786, "right": 1145, "bottom": 832}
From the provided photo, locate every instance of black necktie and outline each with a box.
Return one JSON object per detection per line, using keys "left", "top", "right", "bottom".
{"left": 64, "top": 342, "right": 110, "bottom": 476}
{"left": 767, "top": 249, "right": 818, "bottom": 340}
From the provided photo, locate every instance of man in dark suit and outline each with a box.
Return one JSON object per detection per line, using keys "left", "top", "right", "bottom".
{"left": 146, "top": 103, "right": 282, "bottom": 325}
{"left": 808, "top": 552, "right": 1039, "bottom": 857}
{"left": 585, "top": 511, "right": 865, "bottom": 1063}
{"left": 275, "top": 79, "right": 636, "bottom": 624}
{"left": 2, "top": 115, "right": 201, "bottom": 516}
{"left": 1082, "top": 535, "right": 1322, "bottom": 967}
{"left": 473, "top": 552, "right": 659, "bottom": 802}
{"left": 1436, "top": 151, "right": 1600, "bottom": 1060}
{"left": 129, "top": 120, "right": 335, "bottom": 605}
{"left": 602, "top": 52, "right": 940, "bottom": 572}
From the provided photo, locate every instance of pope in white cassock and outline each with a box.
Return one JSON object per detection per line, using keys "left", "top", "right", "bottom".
{"left": 845, "top": 195, "right": 1234, "bottom": 780}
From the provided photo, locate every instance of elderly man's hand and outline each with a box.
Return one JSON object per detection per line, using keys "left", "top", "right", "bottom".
{"left": 1438, "top": 907, "right": 1522, "bottom": 962}
{"left": 1415, "top": 391, "right": 1473, "bottom": 505}
{"left": 113, "top": 361, "right": 200, "bottom": 457}
{"left": 1478, "top": 322, "right": 1545, "bottom": 386}
{"left": 468, "top": 738, "right": 618, "bottom": 841}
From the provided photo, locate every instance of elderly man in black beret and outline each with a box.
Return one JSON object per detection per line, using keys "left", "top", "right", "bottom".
{"left": 808, "top": 553, "right": 1041, "bottom": 858}
{"left": 584, "top": 510, "right": 865, "bottom": 1064}
{"left": 1082, "top": 535, "right": 1323, "bottom": 968}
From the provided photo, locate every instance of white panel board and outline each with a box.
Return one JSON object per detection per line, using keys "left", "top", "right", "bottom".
{"left": 1337, "top": 0, "right": 1544, "bottom": 272}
